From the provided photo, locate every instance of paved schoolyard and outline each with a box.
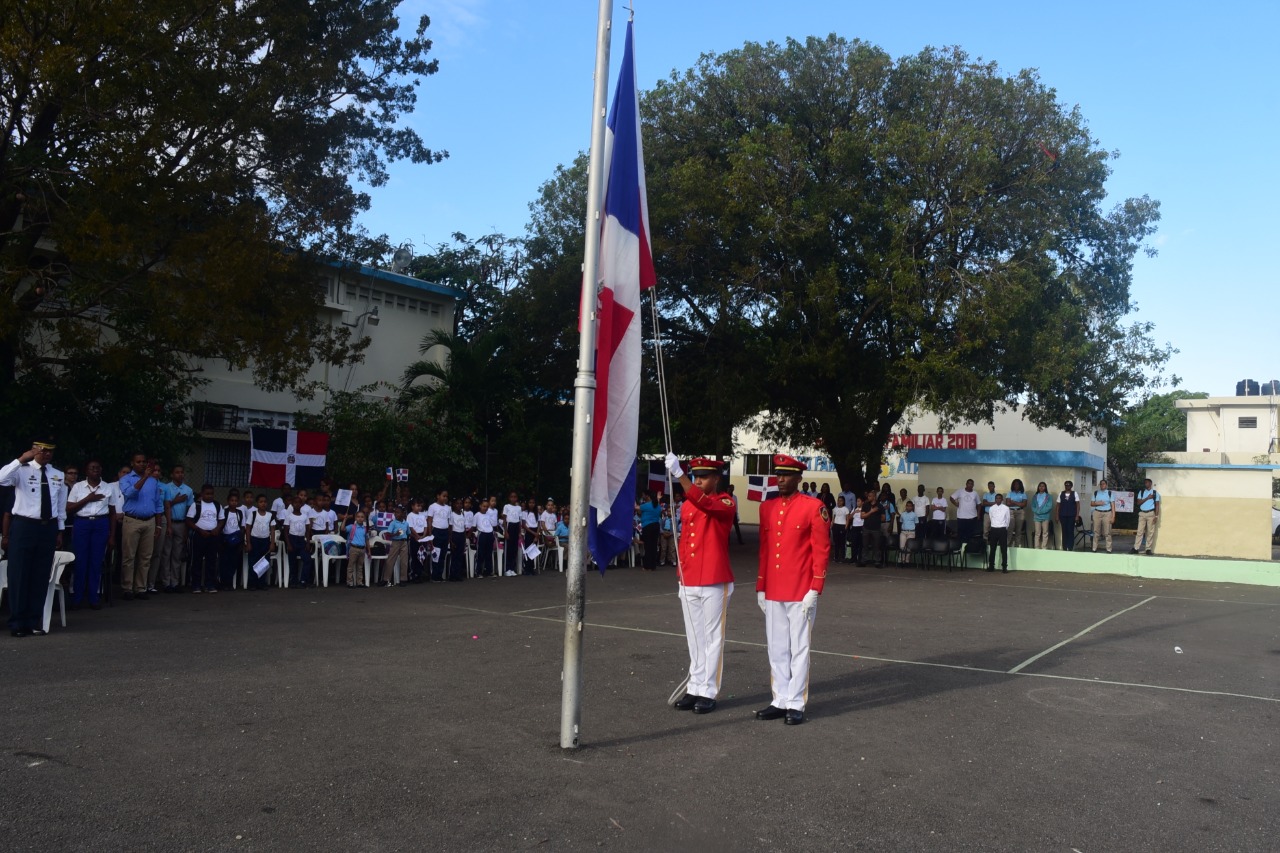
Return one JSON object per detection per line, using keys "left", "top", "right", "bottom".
{"left": 3, "top": 535, "right": 1278, "bottom": 852}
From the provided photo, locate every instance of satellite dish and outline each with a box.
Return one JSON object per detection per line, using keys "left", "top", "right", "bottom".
{"left": 391, "top": 246, "right": 413, "bottom": 273}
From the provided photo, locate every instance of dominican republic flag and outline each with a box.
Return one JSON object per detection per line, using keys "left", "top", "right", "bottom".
{"left": 588, "top": 21, "right": 656, "bottom": 570}
{"left": 249, "top": 428, "right": 328, "bottom": 489}
{"left": 747, "top": 475, "right": 779, "bottom": 502}
{"left": 646, "top": 460, "right": 669, "bottom": 495}
{"left": 396, "top": 468, "right": 409, "bottom": 482}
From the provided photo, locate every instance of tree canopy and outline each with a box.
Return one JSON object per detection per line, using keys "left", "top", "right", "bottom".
{"left": 0, "top": 0, "right": 442, "bottom": 461}
{"left": 634, "top": 36, "right": 1170, "bottom": 488}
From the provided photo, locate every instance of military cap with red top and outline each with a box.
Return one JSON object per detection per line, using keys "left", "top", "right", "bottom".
{"left": 688, "top": 457, "right": 723, "bottom": 476}
{"left": 772, "top": 453, "right": 806, "bottom": 474}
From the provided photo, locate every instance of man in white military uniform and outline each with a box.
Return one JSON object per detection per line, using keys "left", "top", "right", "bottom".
{"left": 1, "top": 441, "right": 68, "bottom": 637}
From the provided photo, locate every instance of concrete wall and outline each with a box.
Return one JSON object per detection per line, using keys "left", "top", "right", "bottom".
{"left": 1137, "top": 464, "right": 1273, "bottom": 561}
{"left": 997, "top": 548, "right": 1280, "bottom": 588}
{"left": 1178, "top": 397, "right": 1278, "bottom": 454}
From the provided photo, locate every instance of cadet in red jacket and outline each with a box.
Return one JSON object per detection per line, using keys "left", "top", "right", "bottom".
{"left": 664, "top": 454, "right": 736, "bottom": 714}
{"left": 755, "top": 454, "right": 831, "bottom": 725}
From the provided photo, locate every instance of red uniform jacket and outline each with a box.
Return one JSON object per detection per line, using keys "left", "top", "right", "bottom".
{"left": 757, "top": 493, "right": 831, "bottom": 601}
{"left": 677, "top": 484, "right": 735, "bottom": 586}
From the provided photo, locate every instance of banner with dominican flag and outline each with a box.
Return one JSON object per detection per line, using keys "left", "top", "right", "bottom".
{"left": 747, "top": 475, "right": 779, "bottom": 502}
{"left": 588, "top": 20, "right": 656, "bottom": 570}
{"left": 646, "top": 460, "right": 669, "bottom": 495}
{"left": 249, "top": 428, "right": 328, "bottom": 489}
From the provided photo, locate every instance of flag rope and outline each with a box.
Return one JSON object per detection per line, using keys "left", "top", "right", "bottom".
{"left": 649, "top": 288, "right": 702, "bottom": 706}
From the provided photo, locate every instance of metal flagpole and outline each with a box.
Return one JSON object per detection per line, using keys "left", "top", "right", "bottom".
{"left": 561, "top": 0, "right": 615, "bottom": 750}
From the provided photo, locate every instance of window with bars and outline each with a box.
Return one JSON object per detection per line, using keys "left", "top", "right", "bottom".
{"left": 1239, "top": 417, "right": 1258, "bottom": 429}
{"left": 205, "top": 439, "right": 250, "bottom": 487}
{"left": 743, "top": 454, "right": 771, "bottom": 475}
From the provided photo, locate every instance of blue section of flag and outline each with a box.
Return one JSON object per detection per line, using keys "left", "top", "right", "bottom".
{"left": 251, "top": 427, "right": 287, "bottom": 454}
{"left": 603, "top": 22, "right": 642, "bottom": 238}
{"left": 589, "top": 459, "right": 636, "bottom": 572}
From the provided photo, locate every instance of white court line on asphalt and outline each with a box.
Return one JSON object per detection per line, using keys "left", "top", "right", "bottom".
{"left": 441, "top": 602, "right": 1280, "bottom": 705}
{"left": 1007, "top": 596, "right": 1157, "bottom": 674}
{"left": 509, "top": 591, "right": 678, "bottom": 616}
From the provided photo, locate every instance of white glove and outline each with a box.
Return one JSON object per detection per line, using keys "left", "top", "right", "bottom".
{"left": 757, "top": 591, "right": 767, "bottom": 613}
{"left": 665, "top": 452, "right": 683, "bottom": 480}
{"left": 801, "top": 590, "right": 819, "bottom": 620}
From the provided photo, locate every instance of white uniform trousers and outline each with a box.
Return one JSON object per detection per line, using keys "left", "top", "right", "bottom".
{"left": 679, "top": 582, "right": 733, "bottom": 699}
{"left": 764, "top": 599, "right": 816, "bottom": 711}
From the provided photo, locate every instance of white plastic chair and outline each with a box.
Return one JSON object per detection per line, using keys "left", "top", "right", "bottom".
{"left": 367, "top": 533, "right": 388, "bottom": 585}
{"left": 0, "top": 559, "right": 8, "bottom": 607}
{"left": 311, "top": 535, "right": 346, "bottom": 588}
{"left": 274, "top": 537, "right": 289, "bottom": 587}
{"left": 43, "top": 550, "right": 75, "bottom": 633}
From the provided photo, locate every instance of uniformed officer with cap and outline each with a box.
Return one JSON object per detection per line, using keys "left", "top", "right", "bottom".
{"left": 0, "top": 439, "right": 68, "bottom": 637}
{"left": 664, "top": 454, "right": 736, "bottom": 714}
{"left": 755, "top": 453, "right": 831, "bottom": 725}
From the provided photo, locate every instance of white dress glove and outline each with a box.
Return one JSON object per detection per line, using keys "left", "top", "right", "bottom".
{"left": 665, "top": 452, "right": 683, "bottom": 480}
{"left": 757, "top": 591, "right": 767, "bottom": 613}
{"left": 801, "top": 590, "right": 819, "bottom": 620}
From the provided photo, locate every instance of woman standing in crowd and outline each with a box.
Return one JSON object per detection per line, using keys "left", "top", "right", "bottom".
{"left": 1031, "top": 482, "right": 1054, "bottom": 549}
{"left": 638, "top": 490, "right": 662, "bottom": 572}
{"left": 831, "top": 495, "right": 849, "bottom": 562}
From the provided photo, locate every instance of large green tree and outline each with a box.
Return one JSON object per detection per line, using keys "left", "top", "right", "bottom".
{"left": 640, "top": 37, "right": 1171, "bottom": 489}
{"left": 0, "top": 0, "right": 442, "bottom": 456}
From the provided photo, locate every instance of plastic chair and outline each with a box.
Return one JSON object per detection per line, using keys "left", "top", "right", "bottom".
{"left": 367, "top": 533, "right": 389, "bottom": 585}
{"left": 538, "top": 539, "right": 565, "bottom": 573}
{"left": 902, "top": 536, "right": 923, "bottom": 568}
{"left": 311, "top": 535, "right": 347, "bottom": 588}
{"left": 0, "top": 559, "right": 8, "bottom": 607}
{"left": 43, "top": 551, "right": 75, "bottom": 632}
{"left": 927, "top": 537, "right": 956, "bottom": 571}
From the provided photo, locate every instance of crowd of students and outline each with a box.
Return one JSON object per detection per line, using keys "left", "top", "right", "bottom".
{"left": 17, "top": 455, "right": 576, "bottom": 610}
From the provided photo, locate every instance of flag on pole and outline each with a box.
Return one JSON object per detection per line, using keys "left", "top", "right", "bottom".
{"left": 249, "top": 428, "right": 328, "bottom": 489}
{"left": 646, "top": 460, "right": 668, "bottom": 495}
{"left": 396, "top": 468, "right": 409, "bottom": 482}
{"left": 385, "top": 466, "right": 394, "bottom": 480}
{"left": 746, "top": 475, "right": 779, "bottom": 502}
{"left": 588, "top": 20, "right": 656, "bottom": 570}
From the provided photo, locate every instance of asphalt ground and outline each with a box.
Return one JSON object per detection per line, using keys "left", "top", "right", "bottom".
{"left": 3, "top": 532, "right": 1278, "bottom": 852}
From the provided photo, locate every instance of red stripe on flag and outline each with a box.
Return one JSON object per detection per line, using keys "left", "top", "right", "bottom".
{"left": 590, "top": 288, "right": 635, "bottom": 458}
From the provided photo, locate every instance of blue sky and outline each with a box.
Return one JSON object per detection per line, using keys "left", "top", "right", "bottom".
{"left": 359, "top": 0, "right": 1280, "bottom": 398}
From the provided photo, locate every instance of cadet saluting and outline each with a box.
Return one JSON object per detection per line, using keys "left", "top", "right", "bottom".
{"left": 755, "top": 454, "right": 831, "bottom": 725}
{"left": 664, "top": 454, "right": 736, "bottom": 715}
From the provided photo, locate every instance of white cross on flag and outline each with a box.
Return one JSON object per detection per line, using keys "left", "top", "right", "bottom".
{"left": 249, "top": 428, "right": 328, "bottom": 489}
{"left": 747, "top": 474, "right": 779, "bottom": 502}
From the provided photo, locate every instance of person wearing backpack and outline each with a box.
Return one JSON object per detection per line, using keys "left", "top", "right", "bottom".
{"left": 186, "top": 484, "right": 222, "bottom": 593}
{"left": 1090, "top": 480, "right": 1115, "bottom": 553}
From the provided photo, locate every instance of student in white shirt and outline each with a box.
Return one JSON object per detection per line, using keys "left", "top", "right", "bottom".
{"left": 986, "top": 494, "right": 1011, "bottom": 572}
{"left": 539, "top": 500, "right": 558, "bottom": 546}
{"left": 283, "top": 491, "right": 318, "bottom": 587}
{"left": 474, "top": 499, "right": 497, "bottom": 577}
{"left": 246, "top": 494, "right": 278, "bottom": 590}
{"left": 218, "top": 490, "right": 245, "bottom": 590}
{"left": 830, "top": 496, "right": 849, "bottom": 562}
{"left": 501, "top": 492, "right": 522, "bottom": 576}
{"left": 950, "top": 479, "right": 982, "bottom": 543}
{"left": 520, "top": 499, "right": 539, "bottom": 576}
{"left": 427, "top": 490, "right": 451, "bottom": 582}
{"left": 66, "top": 459, "right": 118, "bottom": 610}
{"left": 849, "top": 494, "right": 866, "bottom": 565}
{"left": 405, "top": 499, "right": 430, "bottom": 583}
{"left": 929, "top": 487, "right": 950, "bottom": 539}
{"left": 186, "top": 484, "right": 223, "bottom": 593}
{"left": 447, "top": 498, "right": 468, "bottom": 582}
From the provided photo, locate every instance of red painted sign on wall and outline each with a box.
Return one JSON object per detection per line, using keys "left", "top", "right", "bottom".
{"left": 888, "top": 433, "right": 978, "bottom": 451}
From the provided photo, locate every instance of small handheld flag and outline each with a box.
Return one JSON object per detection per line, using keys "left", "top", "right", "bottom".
{"left": 396, "top": 468, "right": 409, "bottom": 482}
{"left": 385, "top": 466, "right": 394, "bottom": 481}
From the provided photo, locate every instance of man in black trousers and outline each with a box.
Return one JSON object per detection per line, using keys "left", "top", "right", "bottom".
{"left": 0, "top": 440, "right": 68, "bottom": 637}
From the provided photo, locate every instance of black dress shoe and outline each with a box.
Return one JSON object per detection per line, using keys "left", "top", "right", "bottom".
{"left": 122, "top": 591, "right": 135, "bottom": 600}
{"left": 784, "top": 709, "right": 805, "bottom": 725}
{"left": 692, "top": 698, "right": 718, "bottom": 715}
{"left": 755, "top": 705, "right": 786, "bottom": 720}
{"left": 672, "top": 694, "right": 698, "bottom": 711}
{"left": 30, "top": 628, "right": 47, "bottom": 636}
{"left": 11, "top": 630, "right": 30, "bottom": 638}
